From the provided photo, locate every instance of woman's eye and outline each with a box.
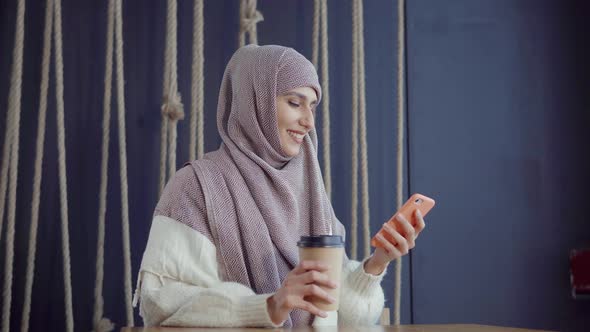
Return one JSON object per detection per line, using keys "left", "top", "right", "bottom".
{"left": 288, "top": 101, "right": 300, "bottom": 107}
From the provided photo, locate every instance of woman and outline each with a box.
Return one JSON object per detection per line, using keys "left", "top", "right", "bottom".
{"left": 133, "top": 44, "right": 425, "bottom": 327}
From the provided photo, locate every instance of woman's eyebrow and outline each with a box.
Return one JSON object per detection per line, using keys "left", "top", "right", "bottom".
{"left": 285, "top": 92, "right": 318, "bottom": 105}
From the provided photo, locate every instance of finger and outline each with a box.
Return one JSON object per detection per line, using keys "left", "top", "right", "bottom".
{"left": 293, "top": 298, "right": 328, "bottom": 318}
{"left": 297, "top": 270, "right": 338, "bottom": 288}
{"left": 414, "top": 209, "right": 426, "bottom": 236}
{"left": 384, "top": 229, "right": 409, "bottom": 254}
{"left": 302, "top": 284, "right": 336, "bottom": 304}
{"left": 394, "top": 215, "right": 416, "bottom": 243}
{"left": 396, "top": 214, "right": 416, "bottom": 249}
{"left": 395, "top": 212, "right": 410, "bottom": 225}
{"left": 292, "top": 260, "right": 330, "bottom": 275}
{"left": 375, "top": 233, "right": 403, "bottom": 257}
{"left": 381, "top": 223, "right": 399, "bottom": 244}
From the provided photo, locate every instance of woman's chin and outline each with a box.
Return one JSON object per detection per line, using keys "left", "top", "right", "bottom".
{"left": 284, "top": 146, "right": 300, "bottom": 157}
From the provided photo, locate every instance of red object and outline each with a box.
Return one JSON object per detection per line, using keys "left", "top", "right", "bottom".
{"left": 570, "top": 249, "right": 590, "bottom": 299}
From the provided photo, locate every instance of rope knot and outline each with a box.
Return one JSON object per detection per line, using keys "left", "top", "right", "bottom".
{"left": 240, "top": 10, "right": 263, "bottom": 33}
{"left": 161, "top": 92, "right": 184, "bottom": 121}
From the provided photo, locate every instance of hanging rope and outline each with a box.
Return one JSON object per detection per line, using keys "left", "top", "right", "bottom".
{"left": 91, "top": 0, "right": 134, "bottom": 330}
{"left": 357, "top": 0, "right": 371, "bottom": 263}
{"left": 319, "top": 0, "right": 332, "bottom": 199}
{"left": 17, "top": 0, "right": 74, "bottom": 330}
{"left": 1, "top": 0, "right": 25, "bottom": 331}
{"left": 190, "top": 0, "right": 205, "bottom": 161}
{"left": 92, "top": 2, "right": 115, "bottom": 330}
{"left": 0, "top": 116, "right": 9, "bottom": 246}
{"left": 239, "top": 0, "right": 263, "bottom": 47}
{"left": 312, "top": 0, "right": 320, "bottom": 68}
{"left": 351, "top": 0, "right": 370, "bottom": 260}
{"left": 114, "top": 0, "right": 134, "bottom": 325}
{"left": 312, "top": 0, "right": 332, "bottom": 199}
{"left": 350, "top": 0, "right": 359, "bottom": 261}
{"left": 393, "top": 0, "right": 406, "bottom": 325}
{"left": 54, "top": 0, "right": 75, "bottom": 329}
{"left": 92, "top": 1, "right": 115, "bottom": 329}
{"left": 159, "top": 0, "right": 184, "bottom": 196}
{"left": 20, "top": 0, "right": 52, "bottom": 330}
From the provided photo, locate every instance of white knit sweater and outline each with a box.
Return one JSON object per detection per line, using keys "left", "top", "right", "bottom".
{"left": 133, "top": 216, "right": 386, "bottom": 327}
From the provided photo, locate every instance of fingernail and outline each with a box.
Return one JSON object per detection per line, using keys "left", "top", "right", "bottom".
{"left": 383, "top": 223, "right": 392, "bottom": 230}
{"left": 331, "top": 281, "right": 339, "bottom": 288}
{"left": 329, "top": 296, "right": 336, "bottom": 303}
{"left": 321, "top": 311, "right": 328, "bottom": 318}
{"left": 395, "top": 214, "right": 404, "bottom": 221}
{"left": 416, "top": 210, "right": 422, "bottom": 217}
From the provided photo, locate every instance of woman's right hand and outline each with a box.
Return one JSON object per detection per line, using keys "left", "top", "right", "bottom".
{"left": 266, "top": 260, "right": 339, "bottom": 325}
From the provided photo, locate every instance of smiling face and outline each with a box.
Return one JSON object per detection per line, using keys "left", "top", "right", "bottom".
{"left": 276, "top": 87, "right": 318, "bottom": 157}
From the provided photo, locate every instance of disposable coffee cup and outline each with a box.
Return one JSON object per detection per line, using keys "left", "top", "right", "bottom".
{"left": 297, "top": 235, "right": 344, "bottom": 311}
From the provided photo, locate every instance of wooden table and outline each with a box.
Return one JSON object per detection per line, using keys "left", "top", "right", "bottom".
{"left": 121, "top": 325, "right": 555, "bottom": 332}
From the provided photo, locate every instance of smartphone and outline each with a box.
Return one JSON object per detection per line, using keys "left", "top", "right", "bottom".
{"left": 370, "top": 193, "right": 435, "bottom": 248}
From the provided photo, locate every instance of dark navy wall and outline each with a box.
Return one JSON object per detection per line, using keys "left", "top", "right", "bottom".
{"left": 406, "top": 1, "right": 590, "bottom": 331}
{"left": 0, "top": 0, "right": 588, "bottom": 331}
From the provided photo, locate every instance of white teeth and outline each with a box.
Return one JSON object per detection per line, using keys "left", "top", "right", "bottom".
{"left": 288, "top": 130, "right": 304, "bottom": 140}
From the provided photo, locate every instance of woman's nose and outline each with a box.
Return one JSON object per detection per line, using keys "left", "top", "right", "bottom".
{"left": 300, "top": 108, "right": 315, "bottom": 129}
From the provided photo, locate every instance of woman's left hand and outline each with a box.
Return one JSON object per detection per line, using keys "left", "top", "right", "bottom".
{"left": 363, "top": 209, "right": 426, "bottom": 275}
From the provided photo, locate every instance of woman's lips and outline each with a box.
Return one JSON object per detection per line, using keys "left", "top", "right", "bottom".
{"left": 287, "top": 130, "right": 304, "bottom": 144}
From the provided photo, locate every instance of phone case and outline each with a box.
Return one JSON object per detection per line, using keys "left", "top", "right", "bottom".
{"left": 370, "top": 193, "right": 436, "bottom": 249}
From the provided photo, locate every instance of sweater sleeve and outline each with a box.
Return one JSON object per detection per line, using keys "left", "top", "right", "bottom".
{"left": 337, "top": 256, "right": 386, "bottom": 325}
{"left": 134, "top": 215, "right": 281, "bottom": 328}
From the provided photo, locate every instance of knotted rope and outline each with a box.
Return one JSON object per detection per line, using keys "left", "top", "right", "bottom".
{"left": 239, "top": 0, "right": 263, "bottom": 47}
{"left": 159, "top": 0, "right": 184, "bottom": 196}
